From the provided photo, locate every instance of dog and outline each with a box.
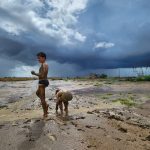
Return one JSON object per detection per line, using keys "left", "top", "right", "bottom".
{"left": 55, "top": 89, "right": 73, "bottom": 116}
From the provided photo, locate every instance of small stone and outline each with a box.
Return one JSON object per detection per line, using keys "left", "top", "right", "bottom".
{"left": 24, "top": 119, "right": 31, "bottom": 124}
{"left": 77, "top": 128, "right": 85, "bottom": 132}
{"left": 87, "top": 111, "right": 93, "bottom": 114}
{"left": 0, "top": 124, "right": 5, "bottom": 129}
{"left": 118, "top": 127, "right": 127, "bottom": 133}
{"left": 145, "top": 135, "right": 150, "bottom": 141}
{"left": 85, "top": 125, "right": 95, "bottom": 129}
{"left": 114, "top": 137, "right": 121, "bottom": 141}
{"left": 75, "top": 116, "right": 85, "bottom": 120}
{"left": 29, "top": 138, "right": 35, "bottom": 142}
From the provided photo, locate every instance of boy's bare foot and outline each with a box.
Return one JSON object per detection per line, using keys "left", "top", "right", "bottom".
{"left": 43, "top": 104, "right": 49, "bottom": 119}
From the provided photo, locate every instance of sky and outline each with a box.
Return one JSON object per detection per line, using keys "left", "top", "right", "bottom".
{"left": 0, "top": 0, "right": 150, "bottom": 77}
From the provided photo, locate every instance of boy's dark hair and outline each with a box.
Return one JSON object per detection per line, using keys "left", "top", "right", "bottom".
{"left": 37, "top": 52, "right": 46, "bottom": 59}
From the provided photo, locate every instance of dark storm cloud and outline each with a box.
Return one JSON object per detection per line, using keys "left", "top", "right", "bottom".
{"left": 0, "top": 0, "right": 150, "bottom": 77}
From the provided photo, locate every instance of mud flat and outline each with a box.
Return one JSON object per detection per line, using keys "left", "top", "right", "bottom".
{"left": 0, "top": 79, "right": 150, "bottom": 150}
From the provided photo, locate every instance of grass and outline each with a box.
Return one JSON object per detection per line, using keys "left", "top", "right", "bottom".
{"left": 78, "top": 83, "right": 83, "bottom": 85}
{"left": 126, "top": 75, "right": 150, "bottom": 82}
{"left": 94, "top": 94, "right": 105, "bottom": 99}
{"left": 102, "top": 96, "right": 109, "bottom": 99}
{"left": 136, "top": 75, "right": 150, "bottom": 81}
{"left": 107, "top": 93, "right": 113, "bottom": 96}
{"left": 104, "top": 81, "right": 112, "bottom": 84}
{"left": 0, "top": 77, "right": 37, "bottom": 82}
{"left": 94, "top": 83, "right": 103, "bottom": 86}
{"left": 95, "top": 93, "right": 111, "bottom": 100}
{"left": 128, "top": 92, "right": 132, "bottom": 95}
{"left": 112, "top": 98, "right": 136, "bottom": 107}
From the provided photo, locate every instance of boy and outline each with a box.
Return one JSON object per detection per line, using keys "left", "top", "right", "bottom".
{"left": 55, "top": 89, "right": 73, "bottom": 116}
{"left": 31, "top": 52, "right": 49, "bottom": 118}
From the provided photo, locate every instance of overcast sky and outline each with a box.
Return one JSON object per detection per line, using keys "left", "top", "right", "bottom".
{"left": 0, "top": 0, "right": 150, "bottom": 77}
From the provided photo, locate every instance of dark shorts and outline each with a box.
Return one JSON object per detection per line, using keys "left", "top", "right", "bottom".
{"left": 39, "top": 79, "right": 49, "bottom": 87}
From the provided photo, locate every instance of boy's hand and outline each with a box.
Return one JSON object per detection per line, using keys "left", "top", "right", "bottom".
{"left": 31, "top": 71, "right": 36, "bottom": 75}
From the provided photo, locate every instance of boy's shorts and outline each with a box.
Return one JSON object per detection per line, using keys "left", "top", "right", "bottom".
{"left": 39, "top": 79, "right": 49, "bottom": 87}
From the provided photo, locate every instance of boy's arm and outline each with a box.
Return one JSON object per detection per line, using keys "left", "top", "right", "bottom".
{"left": 31, "top": 64, "right": 48, "bottom": 78}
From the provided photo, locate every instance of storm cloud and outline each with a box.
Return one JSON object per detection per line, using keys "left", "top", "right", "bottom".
{"left": 0, "top": 0, "right": 150, "bottom": 77}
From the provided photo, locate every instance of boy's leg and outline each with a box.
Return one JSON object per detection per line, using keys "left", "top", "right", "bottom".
{"left": 39, "top": 85, "right": 48, "bottom": 117}
{"left": 36, "top": 87, "right": 40, "bottom": 98}
{"left": 64, "top": 101, "right": 68, "bottom": 116}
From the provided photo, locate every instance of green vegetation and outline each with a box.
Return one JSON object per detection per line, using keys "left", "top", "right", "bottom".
{"left": 105, "top": 82, "right": 112, "bottom": 84}
{"left": 49, "top": 77, "right": 64, "bottom": 80}
{"left": 126, "top": 75, "right": 150, "bottom": 82}
{"left": 102, "top": 96, "right": 109, "bottom": 99}
{"left": 94, "top": 83, "right": 103, "bottom": 86}
{"left": 99, "top": 74, "right": 108, "bottom": 78}
{"left": 136, "top": 75, "right": 150, "bottom": 81}
{"left": 128, "top": 92, "right": 132, "bottom": 94}
{"left": 95, "top": 94, "right": 106, "bottom": 99}
{"left": 112, "top": 98, "right": 136, "bottom": 107}
{"left": 0, "top": 77, "right": 37, "bottom": 82}
{"left": 107, "top": 93, "right": 113, "bottom": 96}
{"left": 88, "top": 73, "right": 108, "bottom": 79}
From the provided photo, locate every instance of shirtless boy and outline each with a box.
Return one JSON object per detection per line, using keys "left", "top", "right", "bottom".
{"left": 31, "top": 52, "right": 49, "bottom": 118}
{"left": 55, "top": 89, "right": 73, "bottom": 116}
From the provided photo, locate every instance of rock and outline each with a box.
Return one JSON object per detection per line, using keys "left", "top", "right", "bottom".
{"left": 34, "top": 119, "right": 41, "bottom": 123}
{"left": 74, "top": 105, "right": 79, "bottom": 109}
{"left": 87, "top": 145, "right": 96, "bottom": 148}
{"left": 25, "top": 108, "right": 31, "bottom": 110}
{"left": 24, "top": 119, "right": 31, "bottom": 124}
{"left": 12, "top": 122, "right": 18, "bottom": 126}
{"left": 118, "top": 127, "right": 127, "bottom": 133}
{"left": 47, "top": 134, "right": 57, "bottom": 141}
{"left": 71, "top": 121, "right": 78, "bottom": 127}
{"left": 49, "top": 98, "right": 53, "bottom": 101}
{"left": 93, "top": 109, "right": 100, "bottom": 114}
{"left": 114, "top": 137, "right": 121, "bottom": 141}
{"left": 145, "top": 135, "right": 150, "bottom": 141}
{"left": 87, "top": 111, "right": 93, "bottom": 114}
{"left": 88, "top": 102, "right": 97, "bottom": 105}
{"left": 85, "top": 125, "right": 95, "bottom": 129}
{"left": 75, "top": 116, "right": 85, "bottom": 120}
{"left": 29, "top": 138, "right": 35, "bottom": 142}
{"left": 77, "top": 128, "right": 85, "bottom": 132}
{"left": 22, "top": 125, "right": 29, "bottom": 128}
{"left": 0, "top": 124, "right": 5, "bottom": 129}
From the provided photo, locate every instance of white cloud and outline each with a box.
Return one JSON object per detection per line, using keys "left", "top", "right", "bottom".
{"left": 0, "top": 21, "right": 26, "bottom": 35}
{"left": 94, "top": 42, "right": 115, "bottom": 49}
{"left": 10, "top": 65, "right": 39, "bottom": 77}
{"left": 74, "top": 32, "right": 86, "bottom": 42}
{"left": 0, "top": 0, "right": 88, "bottom": 44}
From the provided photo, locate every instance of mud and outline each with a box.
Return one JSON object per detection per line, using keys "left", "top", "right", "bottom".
{"left": 0, "top": 79, "right": 150, "bottom": 150}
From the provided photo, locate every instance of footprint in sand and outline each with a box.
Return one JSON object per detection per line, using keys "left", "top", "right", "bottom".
{"left": 47, "top": 134, "right": 57, "bottom": 142}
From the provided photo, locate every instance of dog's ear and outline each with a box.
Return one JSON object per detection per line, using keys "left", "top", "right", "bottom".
{"left": 55, "top": 89, "right": 60, "bottom": 95}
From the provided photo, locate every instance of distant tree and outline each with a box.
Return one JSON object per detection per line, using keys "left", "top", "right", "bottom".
{"left": 89, "top": 73, "right": 99, "bottom": 79}
{"left": 99, "top": 74, "right": 107, "bottom": 78}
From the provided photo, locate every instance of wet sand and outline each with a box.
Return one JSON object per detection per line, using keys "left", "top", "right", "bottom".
{"left": 0, "top": 79, "right": 150, "bottom": 150}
